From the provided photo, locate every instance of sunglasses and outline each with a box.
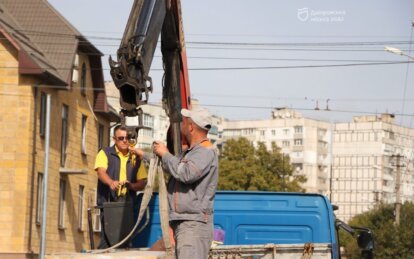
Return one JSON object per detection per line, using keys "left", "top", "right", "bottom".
{"left": 115, "top": 136, "right": 128, "bottom": 141}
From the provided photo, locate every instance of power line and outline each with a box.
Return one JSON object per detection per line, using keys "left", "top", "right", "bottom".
{"left": 0, "top": 49, "right": 401, "bottom": 62}
{"left": 9, "top": 30, "right": 414, "bottom": 46}
{"left": 2, "top": 89, "right": 413, "bottom": 119}
{"left": 16, "top": 28, "right": 413, "bottom": 40}
{"left": 1, "top": 60, "right": 412, "bottom": 72}
{"left": 199, "top": 104, "right": 414, "bottom": 117}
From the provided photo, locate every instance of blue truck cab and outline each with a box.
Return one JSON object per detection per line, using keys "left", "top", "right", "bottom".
{"left": 133, "top": 191, "right": 373, "bottom": 258}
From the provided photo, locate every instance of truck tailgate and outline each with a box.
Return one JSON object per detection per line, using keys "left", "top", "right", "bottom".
{"left": 209, "top": 243, "right": 332, "bottom": 259}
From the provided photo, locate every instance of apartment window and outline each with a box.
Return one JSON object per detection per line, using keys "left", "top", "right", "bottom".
{"left": 39, "top": 92, "right": 47, "bottom": 137}
{"left": 282, "top": 140, "right": 290, "bottom": 147}
{"left": 143, "top": 113, "right": 154, "bottom": 128}
{"left": 294, "top": 139, "right": 303, "bottom": 145}
{"left": 271, "top": 129, "right": 276, "bottom": 136}
{"left": 36, "top": 173, "right": 44, "bottom": 224}
{"left": 294, "top": 126, "right": 303, "bottom": 133}
{"left": 98, "top": 124, "right": 104, "bottom": 151}
{"left": 58, "top": 179, "right": 67, "bottom": 229}
{"left": 138, "top": 128, "right": 154, "bottom": 138}
{"left": 242, "top": 128, "right": 255, "bottom": 135}
{"left": 81, "top": 115, "right": 87, "bottom": 155}
{"left": 80, "top": 63, "right": 86, "bottom": 96}
{"left": 260, "top": 130, "right": 265, "bottom": 136}
{"left": 78, "top": 185, "right": 85, "bottom": 231}
{"left": 60, "top": 105, "right": 69, "bottom": 167}
{"left": 223, "top": 129, "right": 241, "bottom": 137}
{"left": 283, "top": 129, "right": 289, "bottom": 135}
{"left": 292, "top": 163, "right": 303, "bottom": 172}
{"left": 318, "top": 128, "right": 327, "bottom": 138}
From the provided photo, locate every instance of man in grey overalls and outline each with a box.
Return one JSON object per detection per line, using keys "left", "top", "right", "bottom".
{"left": 133, "top": 107, "right": 218, "bottom": 259}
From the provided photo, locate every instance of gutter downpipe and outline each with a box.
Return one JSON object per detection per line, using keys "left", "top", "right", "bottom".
{"left": 39, "top": 94, "right": 51, "bottom": 259}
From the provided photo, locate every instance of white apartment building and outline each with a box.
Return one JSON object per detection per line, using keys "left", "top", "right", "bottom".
{"left": 331, "top": 114, "right": 414, "bottom": 222}
{"left": 221, "top": 108, "right": 332, "bottom": 194}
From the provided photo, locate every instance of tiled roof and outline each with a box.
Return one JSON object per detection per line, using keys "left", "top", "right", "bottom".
{"left": 0, "top": 0, "right": 118, "bottom": 121}
{"left": 0, "top": 0, "right": 101, "bottom": 86}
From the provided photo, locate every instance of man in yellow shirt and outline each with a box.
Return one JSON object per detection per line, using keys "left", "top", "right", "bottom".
{"left": 94, "top": 125, "right": 147, "bottom": 248}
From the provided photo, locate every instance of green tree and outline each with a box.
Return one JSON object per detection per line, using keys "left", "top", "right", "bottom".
{"left": 218, "top": 137, "right": 306, "bottom": 191}
{"left": 340, "top": 202, "right": 414, "bottom": 259}
{"left": 218, "top": 138, "right": 262, "bottom": 190}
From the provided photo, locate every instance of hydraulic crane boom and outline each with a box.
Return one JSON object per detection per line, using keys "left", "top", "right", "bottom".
{"left": 109, "top": 0, "right": 191, "bottom": 154}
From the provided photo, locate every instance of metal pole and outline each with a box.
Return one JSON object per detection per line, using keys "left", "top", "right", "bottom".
{"left": 394, "top": 154, "right": 401, "bottom": 226}
{"left": 39, "top": 94, "right": 51, "bottom": 258}
{"left": 329, "top": 121, "right": 334, "bottom": 201}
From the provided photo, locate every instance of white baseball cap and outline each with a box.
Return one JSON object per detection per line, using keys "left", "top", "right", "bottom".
{"left": 181, "top": 107, "right": 212, "bottom": 131}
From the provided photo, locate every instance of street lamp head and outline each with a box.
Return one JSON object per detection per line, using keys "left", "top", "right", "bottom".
{"left": 384, "top": 46, "right": 404, "bottom": 56}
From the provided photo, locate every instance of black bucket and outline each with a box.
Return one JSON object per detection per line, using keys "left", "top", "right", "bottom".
{"left": 103, "top": 201, "right": 134, "bottom": 247}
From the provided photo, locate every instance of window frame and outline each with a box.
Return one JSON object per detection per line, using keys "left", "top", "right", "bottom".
{"left": 39, "top": 92, "right": 47, "bottom": 137}
{"left": 81, "top": 115, "right": 87, "bottom": 155}
{"left": 60, "top": 105, "right": 69, "bottom": 167}
{"left": 36, "top": 172, "right": 44, "bottom": 225}
{"left": 58, "top": 179, "right": 67, "bottom": 229}
{"left": 78, "top": 185, "right": 85, "bottom": 231}
{"left": 80, "top": 62, "right": 86, "bottom": 96}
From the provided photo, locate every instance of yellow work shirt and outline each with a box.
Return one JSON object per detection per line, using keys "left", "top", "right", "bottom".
{"left": 94, "top": 146, "right": 147, "bottom": 196}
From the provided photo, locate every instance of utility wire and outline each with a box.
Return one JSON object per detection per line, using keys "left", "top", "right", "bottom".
{"left": 1, "top": 90, "right": 413, "bottom": 118}
{"left": 13, "top": 28, "right": 413, "bottom": 40}
{"left": 1, "top": 61, "right": 413, "bottom": 72}
{"left": 7, "top": 30, "right": 414, "bottom": 46}
{"left": 199, "top": 104, "right": 414, "bottom": 117}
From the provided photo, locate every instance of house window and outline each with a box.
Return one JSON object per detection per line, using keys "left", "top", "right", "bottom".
{"left": 61, "top": 105, "right": 69, "bottom": 167}
{"left": 81, "top": 115, "right": 87, "bottom": 155}
{"left": 98, "top": 124, "right": 104, "bottom": 151}
{"left": 36, "top": 173, "right": 44, "bottom": 224}
{"left": 78, "top": 185, "right": 85, "bottom": 231}
{"left": 58, "top": 179, "right": 67, "bottom": 229}
{"left": 71, "top": 54, "right": 79, "bottom": 86}
{"left": 40, "top": 92, "right": 47, "bottom": 137}
{"left": 91, "top": 189, "right": 101, "bottom": 232}
{"left": 80, "top": 62, "right": 86, "bottom": 96}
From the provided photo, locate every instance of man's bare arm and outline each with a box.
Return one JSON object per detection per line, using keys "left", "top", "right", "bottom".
{"left": 96, "top": 167, "right": 119, "bottom": 191}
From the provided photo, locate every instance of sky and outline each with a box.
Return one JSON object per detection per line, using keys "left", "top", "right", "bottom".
{"left": 48, "top": 0, "right": 414, "bottom": 127}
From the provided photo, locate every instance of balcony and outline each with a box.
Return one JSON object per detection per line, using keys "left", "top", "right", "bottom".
{"left": 292, "top": 145, "right": 304, "bottom": 152}
{"left": 293, "top": 133, "right": 303, "bottom": 139}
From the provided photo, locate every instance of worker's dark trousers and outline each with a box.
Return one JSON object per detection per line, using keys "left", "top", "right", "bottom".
{"left": 171, "top": 219, "right": 213, "bottom": 259}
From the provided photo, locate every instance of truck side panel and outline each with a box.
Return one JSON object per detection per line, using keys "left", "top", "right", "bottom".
{"left": 133, "top": 191, "right": 338, "bottom": 252}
